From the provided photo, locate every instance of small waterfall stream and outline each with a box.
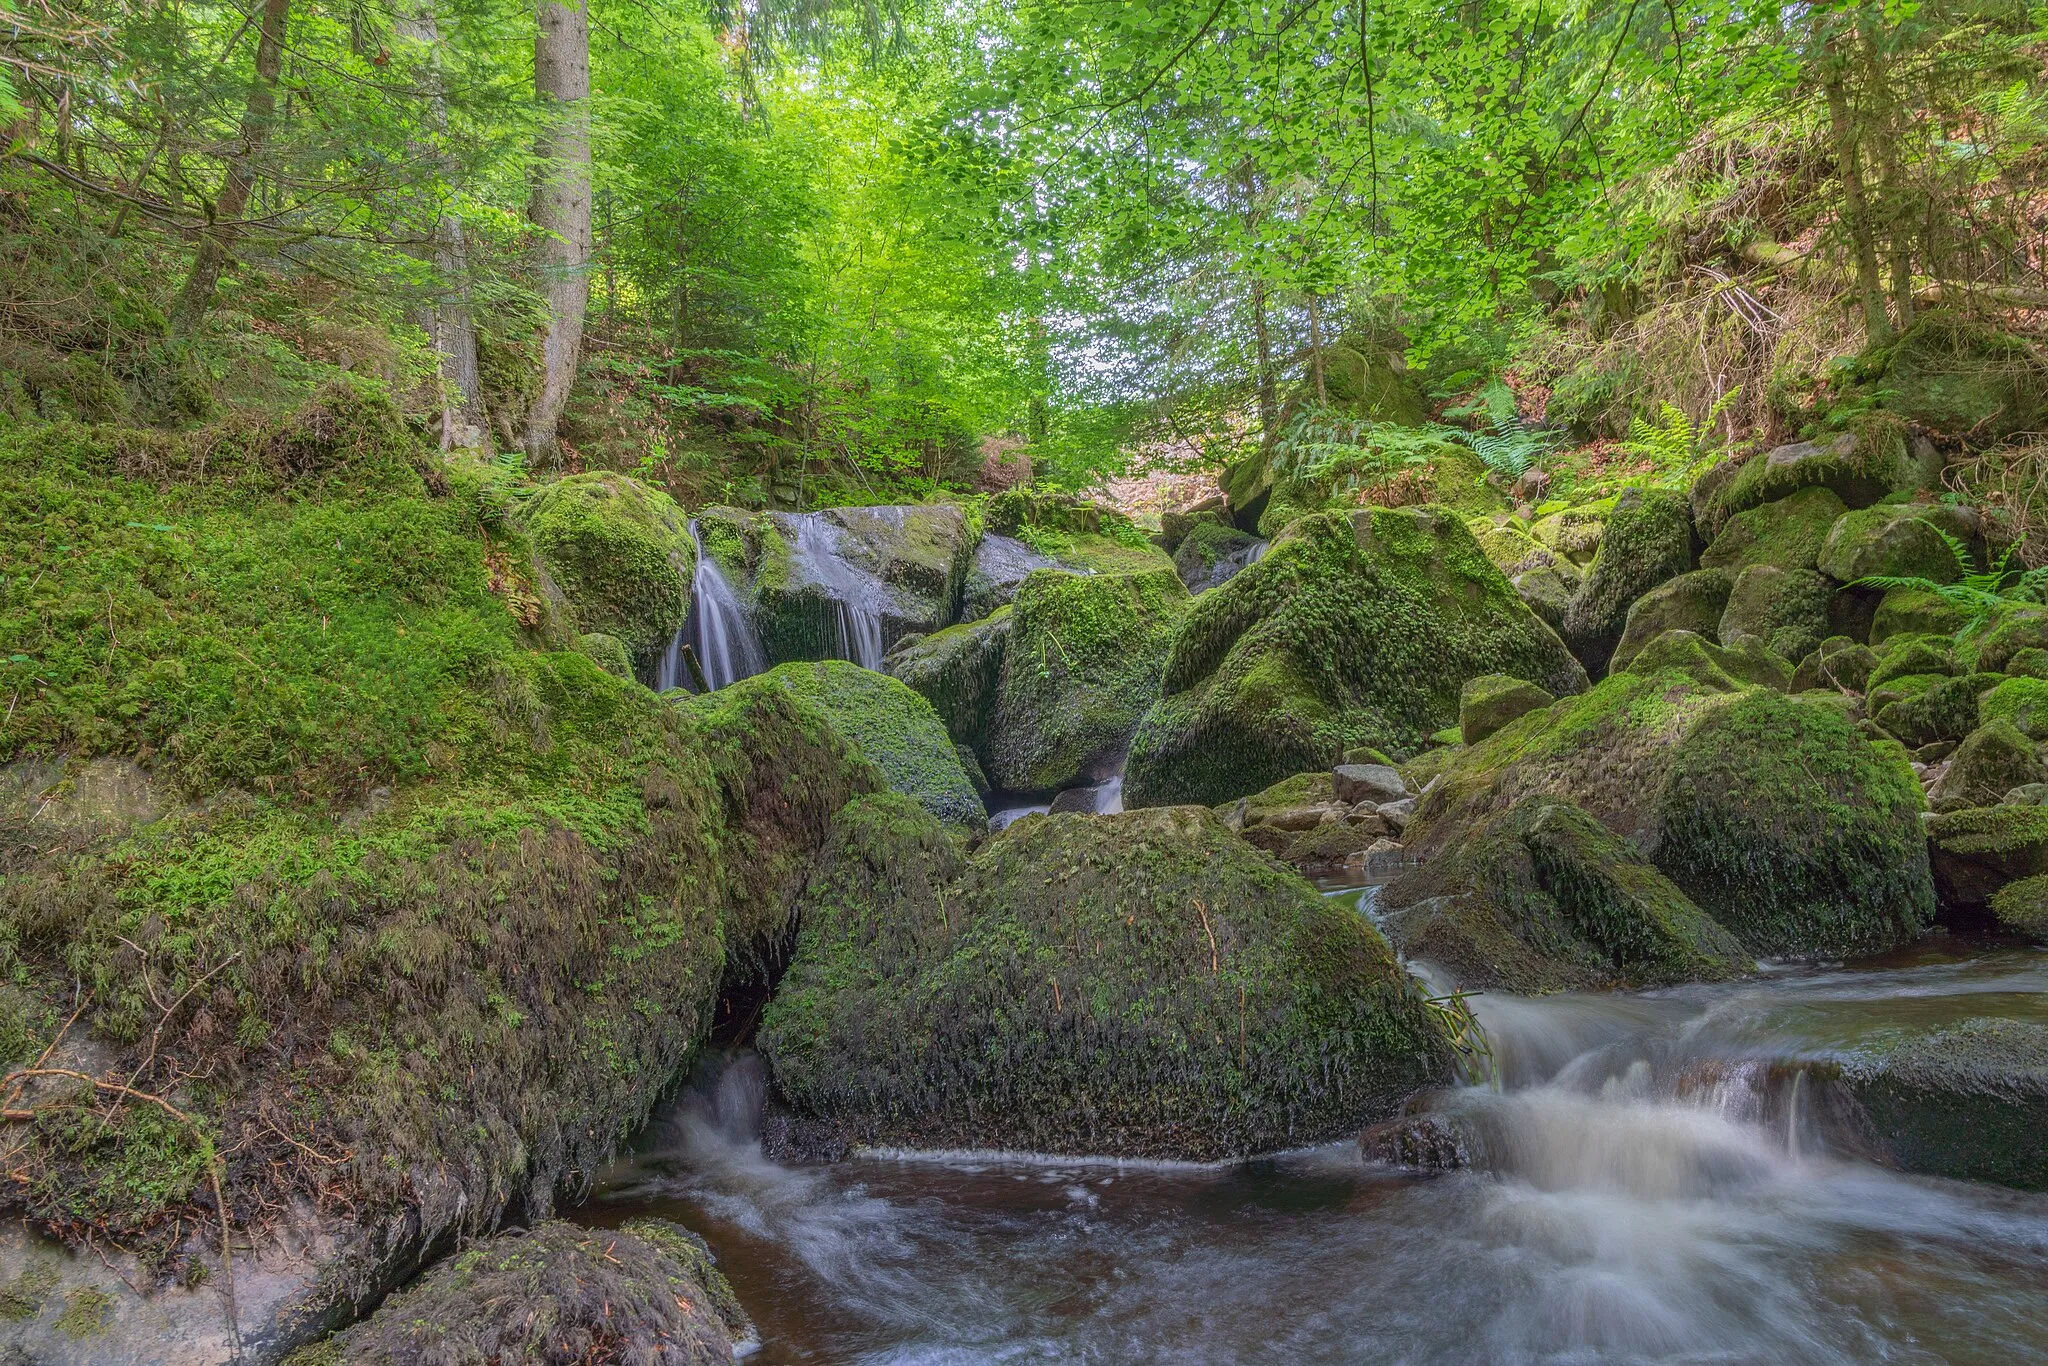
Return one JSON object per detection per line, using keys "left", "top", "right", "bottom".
{"left": 788, "top": 514, "right": 888, "bottom": 670}
{"left": 657, "top": 523, "right": 767, "bottom": 693}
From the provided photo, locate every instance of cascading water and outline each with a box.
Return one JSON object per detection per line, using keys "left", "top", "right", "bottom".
{"left": 657, "top": 522, "right": 767, "bottom": 693}
{"left": 583, "top": 944, "right": 2048, "bottom": 1363}
{"left": 788, "top": 513, "right": 888, "bottom": 670}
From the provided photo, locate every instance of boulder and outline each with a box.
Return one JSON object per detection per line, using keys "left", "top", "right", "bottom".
{"left": 1458, "top": 675, "right": 1556, "bottom": 744}
{"left": 1529, "top": 506, "right": 1607, "bottom": 564}
{"left": 318, "top": 1218, "right": 752, "bottom": 1362}
{"left": 1561, "top": 487, "right": 1696, "bottom": 673}
{"left": 1978, "top": 676, "right": 2048, "bottom": 741}
{"left": 1377, "top": 796, "right": 1750, "bottom": 993}
{"left": 1511, "top": 563, "right": 1579, "bottom": 631}
{"left": 1870, "top": 586, "right": 1967, "bottom": 644}
{"left": 1707, "top": 417, "right": 1923, "bottom": 529}
{"left": 1333, "top": 763, "right": 1411, "bottom": 804}
{"left": 1718, "top": 564, "right": 1833, "bottom": 665}
{"left": 1834, "top": 1018, "right": 2048, "bottom": 1190}
{"left": 1617, "top": 629, "right": 1792, "bottom": 692}
{"left": 1988, "top": 875, "right": 2048, "bottom": 942}
{"left": 1926, "top": 805, "right": 2048, "bottom": 914}
{"left": 1927, "top": 720, "right": 2046, "bottom": 814}
{"left": 1396, "top": 668, "right": 1934, "bottom": 958}
{"left": 1790, "top": 637, "right": 1877, "bottom": 693}
{"left": 1867, "top": 635, "right": 1957, "bottom": 690}
{"left": 748, "top": 504, "right": 975, "bottom": 660}
{"left": 2007, "top": 647, "right": 2048, "bottom": 679}
{"left": 756, "top": 799, "right": 1453, "bottom": 1160}
{"left": 1699, "top": 485, "right": 1847, "bottom": 572}
{"left": 1608, "top": 569, "right": 1733, "bottom": 673}
{"left": 1466, "top": 518, "right": 1557, "bottom": 576}
{"left": 1123, "top": 508, "right": 1585, "bottom": 808}
{"left": 1221, "top": 772, "right": 1397, "bottom": 870}
{"left": 884, "top": 608, "right": 1010, "bottom": 748}
{"left": 984, "top": 567, "right": 1189, "bottom": 792}
{"left": 1873, "top": 671, "right": 2000, "bottom": 749}
{"left": 524, "top": 471, "right": 695, "bottom": 659}
{"left": 1859, "top": 312, "right": 2048, "bottom": 440}
{"left": 962, "top": 532, "right": 1059, "bottom": 621}
{"left": 1173, "top": 520, "right": 1265, "bottom": 593}
{"left": 578, "top": 630, "right": 634, "bottom": 680}
{"left": 1816, "top": 503, "right": 1979, "bottom": 584}
{"left": 1966, "top": 609, "right": 2048, "bottom": 674}
{"left": 767, "top": 660, "right": 986, "bottom": 833}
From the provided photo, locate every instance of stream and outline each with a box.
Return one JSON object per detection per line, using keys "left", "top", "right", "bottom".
{"left": 581, "top": 892, "right": 2048, "bottom": 1364}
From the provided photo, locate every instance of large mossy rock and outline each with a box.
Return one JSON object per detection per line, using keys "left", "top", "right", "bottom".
{"left": 1705, "top": 417, "right": 1925, "bottom": 531}
{"left": 1833, "top": 1018, "right": 2048, "bottom": 1190}
{"left": 766, "top": 660, "right": 985, "bottom": 833}
{"left": 1858, "top": 313, "right": 2048, "bottom": 440}
{"left": 1926, "top": 805, "right": 2048, "bottom": 914}
{"left": 1394, "top": 668, "right": 1933, "bottom": 958}
{"left": 1174, "top": 520, "right": 1264, "bottom": 592}
{"left": 1699, "top": 485, "right": 1846, "bottom": 573}
{"left": 1124, "top": 507, "right": 1586, "bottom": 809}
{"left": 961, "top": 532, "right": 1059, "bottom": 621}
{"left": 883, "top": 609, "right": 1011, "bottom": 749}
{"left": 1459, "top": 674, "right": 1555, "bottom": 745}
{"left": 1816, "top": 503, "right": 1977, "bottom": 584}
{"left": 315, "top": 1218, "right": 752, "bottom": 1363}
{"left": 1718, "top": 564, "right": 1834, "bottom": 665}
{"left": 1378, "top": 795, "right": 1750, "bottom": 993}
{"left": 1617, "top": 629, "right": 1793, "bottom": 692}
{"left": 524, "top": 471, "right": 695, "bottom": 659}
{"left": 1560, "top": 487, "right": 1695, "bottom": 675}
{"left": 757, "top": 799, "right": 1451, "bottom": 1161}
{"left": 1609, "top": 568, "right": 1733, "bottom": 673}
{"left": 1870, "top": 586, "right": 1969, "bottom": 644}
{"left": 1872, "top": 671, "right": 2000, "bottom": 749}
{"left": 1927, "top": 719, "right": 2046, "bottom": 814}
{"left": 985, "top": 567, "right": 1189, "bottom": 792}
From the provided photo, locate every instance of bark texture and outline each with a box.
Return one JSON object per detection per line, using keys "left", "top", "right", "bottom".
{"left": 523, "top": 0, "right": 593, "bottom": 461}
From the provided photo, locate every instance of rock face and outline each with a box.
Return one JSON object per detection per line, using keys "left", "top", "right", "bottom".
{"left": 1608, "top": 569, "right": 1733, "bottom": 673}
{"left": 1393, "top": 666, "right": 1934, "bottom": 959}
{"left": 757, "top": 799, "right": 1452, "bottom": 1161}
{"left": 883, "top": 609, "right": 1011, "bottom": 750}
{"left": 1816, "top": 504, "right": 1975, "bottom": 583}
{"left": 1834, "top": 1018, "right": 2048, "bottom": 1190}
{"left": 766, "top": 660, "right": 986, "bottom": 832}
{"left": 1704, "top": 418, "right": 1922, "bottom": 530}
{"left": 524, "top": 471, "right": 695, "bottom": 659}
{"left": 1124, "top": 507, "right": 1586, "bottom": 809}
{"left": 1561, "top": 488, "right": 1696, "bottom": 674}
{"left": 1458, "top": 675, "right": 1555, "bottom": 744}
{"left": 962, "top": 532, "right": 1057, "bottom": 620}
{"left": 319, "top": 1218, "right": 753, "bottom": 1363}
{"left": 1378, "top": 795, "right": 1751, "bottom": 993}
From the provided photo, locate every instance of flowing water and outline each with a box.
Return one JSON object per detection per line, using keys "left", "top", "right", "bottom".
{"left": 786, "top": 513, "right": 891, "bottom": 670}
{"left": 583, "top": 905, "right": 2048, "bottom": 1363}
{"left": 660, "top": 522, "right": 769, "bottom": 692}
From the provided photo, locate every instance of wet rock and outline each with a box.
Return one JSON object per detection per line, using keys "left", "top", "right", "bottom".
{"left": 885, "top": 608, "right": 1011, "bottom": 748}
{"left": 319, "top": 1218, "right": 752, "bottom": 1363}
{"left": 750, "top": 504, "right": 975, "bottom": 658}
{"left": 1835, "top": 1017, "right": 2048, "bottom": 1191}
{"left": 1926, "top": 804, "right": 2048, "bottom": 916}
{"left": 1816, "top": 503, "right": 1978, "bottom": 584}
{"left": 1873, "top": 672, "right": 2000, "bottom": 749}
{"left": 523, "top": 471, "right": 695, "bottom": 659}
{"left": 1699, "top": 485, "right": 1846, "bottom": 572}
{"left": 1333, "top": 763, "right": 1410, "bottom": 805}
{"left": 962, "top": 532, "right": 1058, "bottom": 621}
{"left": 1789, "top": 637, "right": 1877, "bottom": 693}
{"left": 1125, "top": 507, "right": 1585, "bottom": 808}
{"left": 1608, "top": 569, "right": 1734, "bottom": 674}
{"left": 1359, "top": 1111, "right": 1472, "bottom": 1170}
{"left": 1173, "top": 521, "right": 1264, "bottom": 593}
{"left": 1926, "top": 720, "right": 2046, "bottom": 814}
{"left": 757, "top": 800, "right": 1452, "bottom": 1161}
{"left": 1458, "top": 675, "right": 1556, "bottom": 745}
{"left": 1561, "top": 487, "right": 1696, "bottom": 675}
{"left": 1718, "top": 564, "right": 1833, "bottom": 666}
{"left": 767, "top": 660, "right": 986, "bottom": 833}
{"left": 1987, "top": 874, "right": 2048, "bottom": 941}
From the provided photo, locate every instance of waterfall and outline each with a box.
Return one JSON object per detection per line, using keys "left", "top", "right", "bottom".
{"left": 789, "top": 513, "right": 888, "bottom": 670}
{"left": 657, "top": 522, "right": 766, "bottom": 692}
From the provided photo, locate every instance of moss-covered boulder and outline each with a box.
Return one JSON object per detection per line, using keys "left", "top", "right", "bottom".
{"left": 1858, "top": 313, "right": 2048, "bottom": 440}
{"left": 1790, "top": 637, "right": 1878, "bottom": 693}
{"left": 1512, "top": 563, "right": 1580, "bottom": 632}
{"left": 1988, "top": 875, "right": 2048, "bottom": 942}
{"left": 1979, "top": 676, "right": 2048, "bottom": 741}
{"left": 1870, "top": 586, "right": 1968, "bottom": 643}
{"left": 883, "top": 609, "right": 1011, "bottom": 750}
{"left": 1928, "top": 719, "right": 2047, "bottom": 814}
{"left": 1396, "top": 669, "right": 1933, "bottom": 957}
{"left": 1816, "top": 504, "right": 1978, "bottom": 584}
{"left": 1378, "top": 796, "right": 1750, "bottom": 993}
{"left": 1718, "top": 564, "right": 1834, "bottom": 664}
{"left": 1926, "top": 805, "right": 2048, "bottom": 914}
{"left": 1965, "top": 609, "right": 2048, "bottom": 674}
{"left": 1868, "top": 635, "right": 1957, "bottom": 689}
{"left": 1609, "top": 569, "right": 1733, "bottom": 672}
{"left": 578, "top": 630, "right": 634, "bottom": 679}
{"left": 1834, "top": 1018, "right": 2048, "bottom": 1190}
{"left": 1699, "top": 485, "right": 1846, "bottom": 573}
{"left": 1617, "top": 629, "right": 1792, "bottom": 692}
{"left": 1561, "top": 488, "right": 1695, "bottom": 674}
{"left": 962, "top": 532, "right": 1059, "bottom": 621}
{"left": 757, "top": 799, "right": 1451, "bottom": 1160}
{"left": 524, "top": 471, "right": 695, "bottom": 659}
{"left": 1873, "top": 671, "right": 2000, "bottom": 749}
{"left": 1706, "top": 417, "right": 1924, "bottom": 530}
{"left": 1218, "top": 770, "right": 1402, "bottom": 872}
{"left": 1460, "top": 675, "right": 1556, "bottom": 745}
{"left": 1124, "top": 507, "right": 1586, "bottom": 808}
{"left": 1466, "top": 517, "right": 1558, "bottom": 576}
{"left": 767, "top": 660, "right": 985, "bottom": 833}
{"left": 1173, "top": 520, "right": 1264, "bottom": 592}
{"left": 318, "top": 1217, "right": 752, "bottom": 1363}
{"left": 985, "top": 567, "right": 1189, "bottom": 792}
{"left": 1529, "top": 505, "right": 1607, "bottom": 565}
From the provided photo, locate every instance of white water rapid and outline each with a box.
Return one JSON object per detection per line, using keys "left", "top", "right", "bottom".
{"left": 657, "top": 522, "right": 767, "bottom": 692}
{"left": 787, "top": 513, "right": 888, "bottom": 669}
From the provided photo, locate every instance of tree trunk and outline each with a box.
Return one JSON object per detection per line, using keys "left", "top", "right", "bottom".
{"left": 168, "top": 0, "right": 289, "bottom": 338}
{"left": 1251, "top": 274, "right": 1278, "bottom": 449}
{"left": 397, "top": 1, "right": 487, "bottom": 450}
{"left": 523, "top": 0, "right": 593, "bottom": 461}
{"left": 1822, "top": 45, "right": 1891, "bottom": 344}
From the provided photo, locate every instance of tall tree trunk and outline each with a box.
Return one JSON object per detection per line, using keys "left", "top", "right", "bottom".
{"left": 1251, "top": 274, "right": 1278, "bottom": 450}
{"left": 397, "top": 1, "right": 488, "bottom": 450}
{"left": 523, "top": 0, "right": 592, "bottom": 461}
{"left": 1822, "top": 44, "right": 1891, "bottom": 344}
{"left": 169, "top": 0, "right": 289, "bottom": 338}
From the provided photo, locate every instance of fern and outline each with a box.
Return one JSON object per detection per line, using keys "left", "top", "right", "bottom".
{"left": 1853, "top": 529, "right": 2037, "bottom": 631}
{"left": 1619, "top": 389, "right": 1740, "bottom": 475}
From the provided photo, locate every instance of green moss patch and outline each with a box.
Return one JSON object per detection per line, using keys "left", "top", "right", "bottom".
{"left": 523, "top": 471, "right": 694, "bottom": 659}
{"left": 766, "top": 660, "right": 984, "bottom": 832}
{"left": 1699, "top": 485, "right": 1846, "bottom": 573}
{"left": 1561, "top": 488, "right": 1695, "bottom": 673}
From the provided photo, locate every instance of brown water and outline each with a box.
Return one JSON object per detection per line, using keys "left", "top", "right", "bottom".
{"left": 579, "top": 910, "right": 2048, "bottom": 1364}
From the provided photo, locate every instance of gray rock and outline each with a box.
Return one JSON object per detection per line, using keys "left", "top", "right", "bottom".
{"left": 1333, "top": 764, "right": 1409, "bottom": 805}
{"left": 963, "top": 533, "right": 1059, "bottom": 621}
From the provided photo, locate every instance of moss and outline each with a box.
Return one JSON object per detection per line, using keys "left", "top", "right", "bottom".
{"left": 1529, "top": 505, "right": 1608, "bottom": 562}
{"left": 522, "top": 471, "right": 694, "bottom": 659}
{"left": 985, "top": 567, "right": 1189, "bottom": 792}
{"left": 1979, "top": 676, "right": 2048, "bottom": 741}
{"left": 1609, "top": 569, "right": 1733, "bottom": 672}
{"left": 884, "top": 608, "right": 1011, "bottom": 751}
{"left": 1868, "top": 636, "right": 1956, "bottom": 689}
{"left": 1873, "top": 671, "right": 2000, "bottom": 748}
{"left": 1699, "top": 485, "right": 1846, "bottom": 572}
{"left": 577, "top": 630, "right": 634, "bottom": 680}
{"left": 1125, "top": 507, "right": 1586, "bottom": 808}
{"left": 1988, "top": 874, "right": 2048, "bottom": 941}
{"left": 1870, "top": 587, "right": 1967, "bottom": 643}
{"left": 759, "top": 801, "right": 1451, "bottom": 1160}
{"left": 1173, "top": 520, "right": 1263, "bottom": 590}
{"left": 1403, "top": 669, "right": 1932, "bottom": 958}
{"left": 1719, "top": 564, "right": 1834, "bottom": 664}
{"left": 2007, "top": 647, "right": 2048, "bottom": 680}
{"left": 1966, "top": 609, "right": 2048, "bottom": 674}
{"left": 0, "top": 1264, "right": 60, "bottom": 1321}
{"left": 323, "top": 1218, "right": 748, "bottom": 1362}
{"left": 1619, "top": 630, "right": 1790, "bottom": 691}
{"left": 1710, "top": 414, "right": 1919, "bottom": 525}
{"left": 1928, "top": 720, "right": 2046, "bottom": 813}
{"left": 1859, "top": 312, "right": 2048, "bottom": 439}
{"left": 1816, "top": 505, "right": 1971, "bottom": 584}
{"left": 1561, "top": 487, "right": 1695, "bottom": 674}
{"left": 1380, "top": 796, "right": 1748, "bottom": 993}
{"left": 54, "top": 1286, "right": 112, "bottom": 1339}
{"left": 1867, "top": 670, "right": 1945, "bottom": 717}
{"left": 766, "top": 660, "right": 984, "bottom": 832}
{"left": 1790, "top": 637, "right": 1877, "bottom": 693}
{"left": 1459, "top": 675, "right": 1555, "bottom": 745}
{"left": 1837, "top": 1017, "right": 2048, "bottom": 1190}
{"left": 1465, "top": 518, "right": 1554, "bottom": 577}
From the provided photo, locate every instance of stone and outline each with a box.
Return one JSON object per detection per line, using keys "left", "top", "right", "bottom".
{"left": 1718, "top": 564, "right": 1833, "bottom": 665}
{"left": 1617, "top": 629, "right": 1792, "bottom": 692}
{"left": 1816, "top": 503, "right": 1980, "bottom": 584}
{"left": 1870, "top": 586, "right": 1967, "bottom": 644}
{"left": 1334, "top": 763, "right": 1411, "bottom": 805}
{"left": 2007, "top": 647, "right": 2048, "bottom": 679}
{"left": 962, "top": 532, "right": 1059, "bottom": 620}
{"left": 1529, "top": 506, "right": 1606, "bottom": 563}
{"left": 1927, "top": 720, "right": 2048, "bottom": 815}
{"left": 1789, "top": 637, "right": 1877, "bottom": 693}
{"left": 577, "top": 630, "right": 634, "bottom": 680}
{"left": 1867, "top": 635, "right": 1956, "bottom": 690}
{"left": 1124, "top": 507, "right": 1586, "bottom": 808}
{"left": 523, "top": 471, "right": 695, "bottom": 659}
{"left": 1966, "top": 609, "right": 2048, "bottom": 674}
{"left": 1978, "top": 676, "right": 2048, "bottom": 741}
{"left": 1874, "top": 672, "right": 2001, "bottom": 750}
{"left": 756, "top": 800, "right": 1453, "bottom": 1161}
{"left": 1608, "top": 569, "right": 1733, "bottom": 673}
{"left": 767, "top": 660, "right": 987, "bottom": 833}
{"left": 1458, "top": 674, "right": 1556, "bottom": 745}
{"left": 1927, "top": 804, "right": 2048, "bottom": 916}
{"left": 1706, "top": 417, "right": 1924, "bottom": 528}
{"left": 1172, "top": 520, "right": 1266, "bottom": 593}
{"left": 884, "top": 608, "right": 1011, "bottom": 749}
{"left": 1833, "top": 1018, "right": 2048, "bottom": 1190}
{"left": 1858, "top": 313, "right": 2048, "bottom": 440}
{"left": 1988, "top": 875, "right": 2048, "bottom": 941}
{"left": 2002, "top": 783, "right": 2048, "bottom": 806}
{"left": 1512, "top": 563, "right": 1580, "bottom": 631}
{"left": 1561, "top": 487, "right": 1696, "bottom": 674}
{"left": 1700, "top": 485, "right": 1847, "bottom": 572}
